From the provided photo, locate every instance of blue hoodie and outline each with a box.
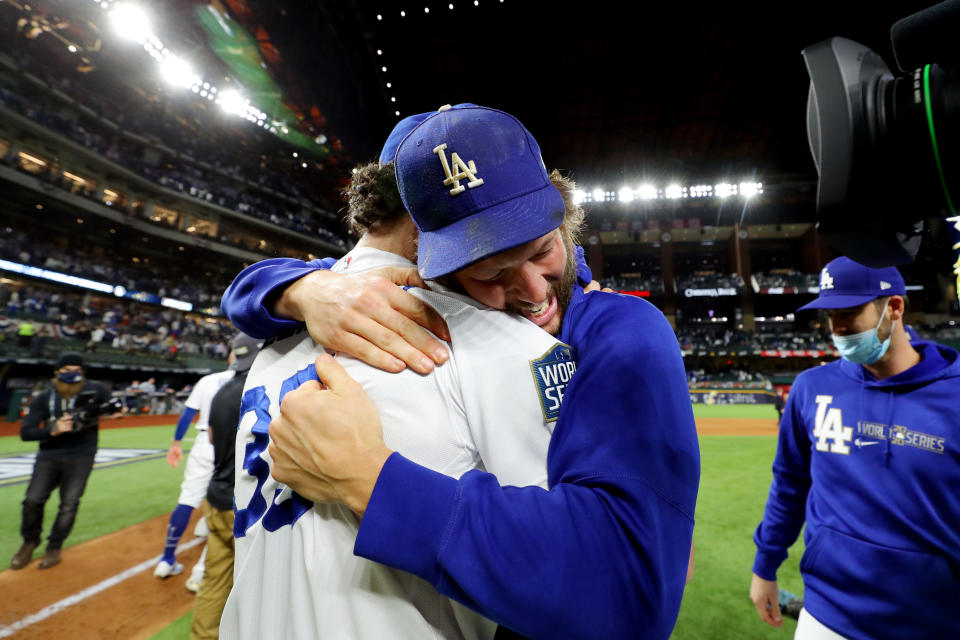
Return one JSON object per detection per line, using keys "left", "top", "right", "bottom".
{"left": 753, "top": 340, "right": 960, "bottom": 639}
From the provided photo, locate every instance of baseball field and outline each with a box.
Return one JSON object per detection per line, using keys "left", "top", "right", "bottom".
{"left": 0, "top": 405, "right": 804, "bottom": 638}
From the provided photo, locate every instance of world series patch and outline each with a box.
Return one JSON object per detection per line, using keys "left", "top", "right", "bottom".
{"left": 529, "top": 343, "right": 577, "bottom": 422}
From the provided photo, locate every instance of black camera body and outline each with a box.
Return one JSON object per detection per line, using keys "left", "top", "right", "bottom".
{"left": 802, "top": 1, "right": 960, "bottom": 268}
{"left": 67, "top": 389, "right": 121, "bottom": 432}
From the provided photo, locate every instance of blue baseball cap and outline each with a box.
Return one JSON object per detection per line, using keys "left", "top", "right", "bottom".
{"left": 798, "top": 256, "right": 906, "bottom": 310}
{"left": 394, "top": 104, "right": 565, "bottom": 279}
{"left": 378, "top": 103, "right": 477, "bottom": 167}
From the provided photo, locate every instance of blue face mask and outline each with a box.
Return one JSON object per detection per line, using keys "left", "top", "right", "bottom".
{"left": 57, "top": 371, "right": 84, "bottom": 384}
{"left": 832, "top": 303, "right": 893, "bottom": 365}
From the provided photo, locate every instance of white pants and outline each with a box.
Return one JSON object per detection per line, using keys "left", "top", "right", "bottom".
{"left": 177, "top": 432, "right": 214, "bottom": 508}
{"left": 795, "top": 608, "right": 848, "bottom": 640}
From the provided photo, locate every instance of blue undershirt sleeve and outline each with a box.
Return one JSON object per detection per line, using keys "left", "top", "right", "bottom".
{"left": 220, "top": 257, "right": 336, "bottom": 339}
{"left": 173, "top": 407, "right": 198, "bottom": 442}
{"left": 752, "top": 384, "right": 812, "bottom": 580}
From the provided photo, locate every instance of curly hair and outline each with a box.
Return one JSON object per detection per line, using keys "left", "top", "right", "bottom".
{"left": 341, "top": 162, "right": 407, "bottom": 237}
{"left": 549, "top": 169, "right": 585, "bottom": 245}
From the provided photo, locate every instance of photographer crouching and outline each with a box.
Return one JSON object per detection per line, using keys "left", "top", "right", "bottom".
{"left": 10, "top": 352, "right": 119, "bottom": 570}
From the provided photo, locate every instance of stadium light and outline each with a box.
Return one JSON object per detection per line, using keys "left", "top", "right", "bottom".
{"left": 618, "top": 187, "right": 634, "bottom": 202}
{"left": 637, "top": 184, "right": 657, "bottom": 200}
{"left": 690, "top": 184, "right": 713, "bottom": 198}
{"left": 665, "top": 184, "right": 683, "bottom": 199}
{"left": 159, "top": 56, "right": 199, "bottom": 89}
{"left": 591, "top": 188, "right": 604, "bottom": 203}
{"left": 714, "top": 183, "right": 736, "bottom": 198}
{"left": 110, "top": 4, "right": 152, "bottom": 44}
{"left": 740, "top": 182, "right": 761, "bottom": 198}
{"left": 218, "top": 90, "right": 248, "bottom": 117}
{"left": 572, "top": 189, "right": 586, "bottom": 205}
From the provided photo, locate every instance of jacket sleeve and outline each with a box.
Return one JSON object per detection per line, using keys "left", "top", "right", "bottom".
{"left": 20, "top": 391, "right": 51, "bottom": 441}
{"left": 752, "top": 382, "right": 812, "bottom": 580}
{"left": 220, "top": 257, "right": 336, "bottom": 339}
{"left": 355, "top": 296, "right": 700, "bottom": 640}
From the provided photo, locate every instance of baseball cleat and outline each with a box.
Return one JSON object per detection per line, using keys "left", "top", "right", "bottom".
{"left": 185, "top": 576, "right": 202, "bottom": 593}
{"left": 154, "top": 560, "right": 184, "bottom": 578}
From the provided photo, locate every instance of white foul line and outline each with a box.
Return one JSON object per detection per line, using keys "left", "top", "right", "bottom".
{"left": 0, "top": 537, "right": 205, "bottom": 638}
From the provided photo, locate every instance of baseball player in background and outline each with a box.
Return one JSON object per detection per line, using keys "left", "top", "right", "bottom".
{"left": 222, "top": 105, "right": 699, "bottom": 639}
{"left": 750, "top": 257, "right": 960, "bottom": 639}
{"left": 190, "top": 333, "right": 259, "bottom": 640}
{"left": 153, "top": 345, "right": 238, "bottom": 590}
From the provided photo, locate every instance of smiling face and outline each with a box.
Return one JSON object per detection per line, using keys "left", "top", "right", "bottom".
{"left": 454, "top": 228, "right": 578, "bottom": 336}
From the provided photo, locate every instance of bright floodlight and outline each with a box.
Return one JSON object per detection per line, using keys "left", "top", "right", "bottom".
{"left": 591, "top": 188, "right": 604, "bottom": 203}
{"left": 618, "top": 187, "right": 634, "bottom": 202}
{"left": 572, "top": 189, "right": 586, "bottom": 205}
{"left": 739, "top": 182, "right": 760, "bottom": 198}
{"left": 110, "top": 4, "right": 151, "bottom": 43}
{"left": 637, "top": 184, "right": 657, "bottom": 200}
{"left": 159, "top": 56, "right": 199, "bottom": 89}
{"left": 714, "top": 182, "right": 736, "bottom": 198}
{"left": 690, "top": 184, "right": 713, "bottom": 198}
{"left": 218, "top": 90, "right": 248, "bottom": 117}
{"left": 665, "top": 184, "right": 683, "bottom": 199}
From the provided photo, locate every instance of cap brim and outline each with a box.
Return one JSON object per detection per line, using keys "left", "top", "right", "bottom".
{"left": 231, "top": 353, "right": 257, "bottom": 372}
{"left": 416, "top": 182, "right": 565, "bottom": 279}
{"left": 798, "top": 294, "right": 878, "bottom": 311}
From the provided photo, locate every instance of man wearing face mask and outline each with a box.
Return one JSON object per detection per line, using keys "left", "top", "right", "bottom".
{"left": 749, "top": 257, "right": 960, "bottom": 639}
{"left": 10, "top": 352, "right": 113, "bottom": 570}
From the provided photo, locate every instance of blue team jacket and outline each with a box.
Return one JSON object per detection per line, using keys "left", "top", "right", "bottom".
{"left": 754, "top": 340, "right": 960, "bottom": 639}
{"left": 221, "top": 257, "right": 700, "bottom": 639}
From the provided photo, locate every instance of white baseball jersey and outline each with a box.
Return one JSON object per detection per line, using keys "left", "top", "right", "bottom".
{"left": 177, "top": 369, "right": 235, "bottom": 507}
{"left": 221, "top": 247, "right": 576, "bottom": 639}
{"left": 184, "top": 369, "right": 236, "bottom": 432}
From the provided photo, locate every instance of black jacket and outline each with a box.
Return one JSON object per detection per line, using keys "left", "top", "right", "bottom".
{"left": 207, "top": 371, "right": 247, "bottom": 511}
{"left": 21, "top": 381, "right": 112, "bottom": 458}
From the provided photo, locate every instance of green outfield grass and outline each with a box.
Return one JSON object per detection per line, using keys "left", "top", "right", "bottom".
{"left": 671, "top": 435, "right": 802, "bottom": 638}
{"left": 0, "top": 424, "right": 192, "bottom": 564}
{"left": 692, "top": 403, "right": 779, "bottom": 420}
{"left": 151, "top": 612, "right": 192, "bottom": 639}
{"left": 3, "top": 420, "right": 805, "bottom": 639}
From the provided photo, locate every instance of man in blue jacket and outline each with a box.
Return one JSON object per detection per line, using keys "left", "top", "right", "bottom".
{"left": 223, "top": 105, "right": 700, "bottom": 639}
{"left": 750, "top": 256, "right": 960, "bottom": 639}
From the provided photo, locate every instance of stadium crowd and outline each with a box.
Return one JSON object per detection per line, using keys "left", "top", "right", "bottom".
{"left": 0, "top": 41, "right": 347, "bottom": 249}
{"left": 0, "top": 282, "right": 234, "bottom": 361}
{"left": 675, "top": 272, "right": 745, "bottom": 291}
{"left": 599, "top": 275, "right": 666, "bottom": 295}
{"left": 0, "top": 227, "right": 229, "bottom": 309}
{"left": 753, "top": 270, "right": 819, "bottom": 290}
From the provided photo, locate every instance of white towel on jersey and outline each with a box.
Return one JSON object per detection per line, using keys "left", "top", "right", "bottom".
{"left": 221, "top": 247, "right": 575, "bottom": 640}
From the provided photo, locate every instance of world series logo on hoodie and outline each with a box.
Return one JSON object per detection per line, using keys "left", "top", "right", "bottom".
{"left": 530, "top": 343, "right": 577, "bottom": 422}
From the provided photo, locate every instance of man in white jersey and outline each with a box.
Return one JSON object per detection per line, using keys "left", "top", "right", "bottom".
{"left": 153, "top": 347, "right": 239, "bottom": 590}
{"left": 221, "top": 107, "right": 583, "bottom": 639}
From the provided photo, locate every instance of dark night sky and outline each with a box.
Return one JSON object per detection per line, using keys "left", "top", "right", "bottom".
{"left": 247, "top": 1, "right": 941, "bottom": 185}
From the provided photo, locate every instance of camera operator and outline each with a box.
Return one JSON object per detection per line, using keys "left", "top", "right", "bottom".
{"left": 10, "top": 352, "right": 113, "bottom": 570}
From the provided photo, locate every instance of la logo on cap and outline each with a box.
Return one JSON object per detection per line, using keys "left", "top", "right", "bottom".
{"left": 820, "top": 267, "right": 834, "bottom": 290}
{"left": 433, "top": 143, "right": 484, "bottom": 196}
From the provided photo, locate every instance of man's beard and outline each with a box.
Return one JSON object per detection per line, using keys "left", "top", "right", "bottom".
{"left": 506, "top": 233, "right": 578, "bottom": 336}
